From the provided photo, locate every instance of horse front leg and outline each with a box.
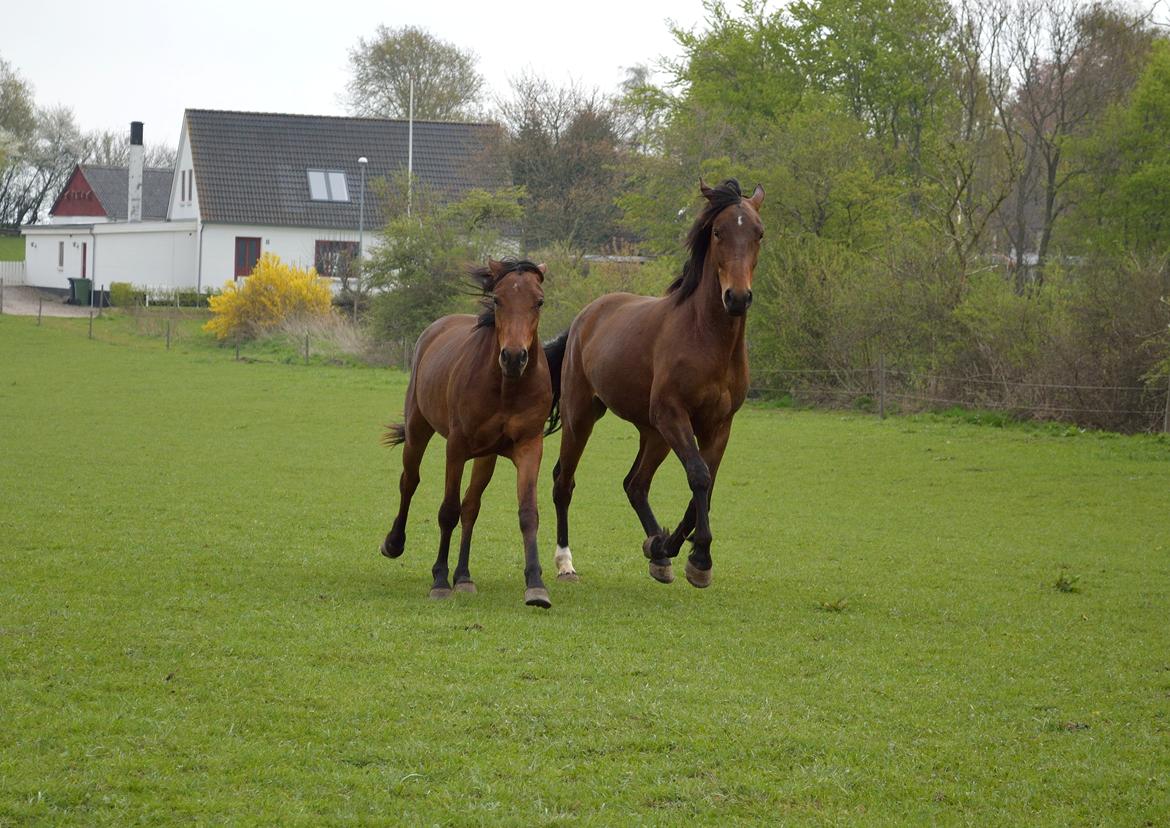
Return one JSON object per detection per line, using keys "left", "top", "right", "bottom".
{"left": 654, "top": 410, "right": 725, "bottom": 589}
{"left": 664, "top": 424, "right": 731, "bottom": 567}
{"left": 624, "top": 427, "right": 673, "bottom": 583}
{"left": 514, "top": 437, "right": 551, "bottom": 608}
{"left": 451, "top": 455, "right": 497, "bottom": 593}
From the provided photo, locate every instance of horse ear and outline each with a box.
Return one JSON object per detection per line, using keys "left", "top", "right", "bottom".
{"left": 699, "top": 177, "right": 713, "bottom": 199}
{"left": 748, "top": 183, "right": 765, "bottom": 210}
{"left": 536, "top": 262, "right": 547, "bottom": 282}
{"left": 487, "top": 258, "right": 509, "bottom": 278}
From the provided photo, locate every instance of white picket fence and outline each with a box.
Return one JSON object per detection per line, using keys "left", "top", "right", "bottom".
{"left": 0, "top": 261, "right": 26, "bottom": 285}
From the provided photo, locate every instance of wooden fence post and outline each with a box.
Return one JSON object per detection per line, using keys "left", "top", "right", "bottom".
{"left": 37, "top": 297, "right": 42, "bottom": 325}
{"left": 878, "top": 352, "right": 887, "bottom": 420}
{"left": 1163, "top": 371, "right": 1169, "bottom": 434}
{"left": 0, "top": 276, "right": 5, "bottom": 314}
{"left": 166, "top": 320, "right": 171, "bottom": 350}
{"left": 97, "top": 284, "right": 104, "bottom": 318}
{"left": 88, "top": 311, "right": 94, "bottom": 339}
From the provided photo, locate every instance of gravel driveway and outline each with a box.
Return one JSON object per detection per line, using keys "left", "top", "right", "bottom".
{"left": 0, "top": 285, "right": 95, "bottom": 318}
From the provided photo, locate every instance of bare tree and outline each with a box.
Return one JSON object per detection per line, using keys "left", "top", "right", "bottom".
{"left": 82, "top": 129, "right": 177, "bottom": 168}
{"left": 346, "top": 26, "right": 484, "bottom": 121}
{"left": 0, "top": 105, "right": 85, "bottom": 227}
{"left": 991, "top": 0, "right": 1156, "bottom": 271}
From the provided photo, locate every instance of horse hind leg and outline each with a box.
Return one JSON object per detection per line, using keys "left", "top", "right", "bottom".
{"left": 429, "top": 446, "right": 466, "bottom": 599}
{"left": 551, "top": 394, "right": 606, "bottom": 582}
{"left": 381, "top": 412, "right": 434, "bottom": 559}
{"left": 451, "top": 455, "right": 497, "bottom": 593}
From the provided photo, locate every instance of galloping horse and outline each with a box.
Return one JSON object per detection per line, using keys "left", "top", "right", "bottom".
{"left": 380, "top": 259, "right": 556, "bottom": 608}
{"left": 546, "top": 179, "right": 764, "bottom": 587}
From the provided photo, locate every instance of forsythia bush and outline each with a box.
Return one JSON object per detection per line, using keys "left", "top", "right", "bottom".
{"left": 203, "top": 253, "right": 333, "bottom": 340}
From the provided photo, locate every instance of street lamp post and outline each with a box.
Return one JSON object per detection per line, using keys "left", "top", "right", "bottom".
{"left": 356, "top": 156, "right": 367, "bottom": 322}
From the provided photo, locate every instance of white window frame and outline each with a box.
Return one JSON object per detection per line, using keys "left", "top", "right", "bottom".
{"left": 307, "top": 169, "right": 350, "bottom": 202}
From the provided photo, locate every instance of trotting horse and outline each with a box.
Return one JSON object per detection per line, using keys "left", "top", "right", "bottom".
{"left": 546, "top": 179, "right": 764, "bottom": 587}
{"left": 380, "top": 259, "right": 556, "bottom": 608}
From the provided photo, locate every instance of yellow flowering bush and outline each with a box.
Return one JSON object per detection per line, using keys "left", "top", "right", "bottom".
{"left": 204, "top": 253, "right": 333, "bottom": 341}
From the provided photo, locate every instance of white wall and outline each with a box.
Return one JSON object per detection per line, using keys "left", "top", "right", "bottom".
{"left": 23, "top": 228, "right": 95, "bottom": 290}
{"left": 22, "top": 222, "right": 198, "bottom": 291}
{"left": 168, "top": 123, "right": 199, "bottom": 221}
{"left": 94, "top": 224, "right": 198, "bottom": 290}
{"left": 199, "top": 224, "right": 378, "bottom": 291}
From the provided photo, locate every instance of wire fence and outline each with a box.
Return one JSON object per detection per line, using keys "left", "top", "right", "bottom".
{"left": 752, "top": 363, "right": 1170, "bottom": 434}
{"left": 7, "top": 289, "right": 1167, "bottom": 434}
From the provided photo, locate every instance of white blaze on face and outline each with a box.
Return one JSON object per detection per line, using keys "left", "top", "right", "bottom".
{"left": 737, "top": 213, "right": 744, "bottom": 227}
{"left": 554, "top": 545, "right": 575, "bottom": 576}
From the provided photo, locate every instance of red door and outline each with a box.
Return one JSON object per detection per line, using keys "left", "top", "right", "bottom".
{"left": 81, "top": 242, "right": 87, "bottom": 278}
{"left": 234, "top": 237, "right": 261, "bottom": 277}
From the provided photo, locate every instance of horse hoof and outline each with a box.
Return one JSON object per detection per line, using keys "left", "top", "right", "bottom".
{"left": 429, "top": 587, "right": 453, "bottom": 600}
{"left": 685, "top": 561, "right": 712, "bottom": 589}
{"left": 648, "top": 560, "right": 674, "bottom": 584}
{"left": 454, "top": 581, "right": 477, "bottom": 594}
{"left": 556, "top": 571, "right": 580, "bottom": 582}
{"left": 380, "top": 535, "right": 404, "bottom": 559}
{"left": 524, "top": 587, "right": 552, "bottom": 608}
{"left": 642, "top": 534, "right": 670, "bottom": 560}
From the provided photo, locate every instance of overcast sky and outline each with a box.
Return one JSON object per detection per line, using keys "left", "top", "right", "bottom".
{"left": 2, "top": 0, "right": 711, "bottom": 148}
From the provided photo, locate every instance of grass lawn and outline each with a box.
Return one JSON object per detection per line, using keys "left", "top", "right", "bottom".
{"left": 1, "top": 313, "right": 1168, "bottom": 825}
{"left": 0, "top": 235, "right": 23, "bottom": 262}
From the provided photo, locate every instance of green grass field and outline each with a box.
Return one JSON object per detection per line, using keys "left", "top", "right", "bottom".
{"left": 2, "top": 314, "right": 1168, "bottom": 825}
{"left": 0, "top": 235, "right": 23, "bottom": 262}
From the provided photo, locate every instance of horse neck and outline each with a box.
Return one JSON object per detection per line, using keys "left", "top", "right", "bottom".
{"left": 684, "top": 251, "right": 747, "bottom": 358}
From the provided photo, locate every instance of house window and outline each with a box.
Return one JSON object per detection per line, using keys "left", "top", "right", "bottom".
{"left": 234, "top": 236, "right": 262, "bottom": 277}
{"left": 307, "top": 169, "right": 350, "bottom": 202}
{"left": 181, "top": 171, "right": 187, "bottom": 202}
{"left": 314, "top": 240, "right": 359, "bottom": 278}
{"left": 186, "top": 170, "right": 194, "bottom": 203}
{"left": 58, "top": 241, "right": 64, "bottom": 268}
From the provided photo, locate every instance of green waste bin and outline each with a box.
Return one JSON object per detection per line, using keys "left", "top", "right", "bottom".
{"left": 70, "top": 277, "right": 92, "bottom": 306}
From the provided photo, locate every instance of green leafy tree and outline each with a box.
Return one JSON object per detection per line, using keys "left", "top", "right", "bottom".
{"left": 364, "top": 179, "right": 524, "bottom": 342}
{"left": 346, "top": 26, "right": 485, "bottom": 120}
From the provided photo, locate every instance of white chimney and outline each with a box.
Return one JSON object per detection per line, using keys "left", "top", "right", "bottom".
{"left": 128, "top": 121, "right": 144, "bottom": 222}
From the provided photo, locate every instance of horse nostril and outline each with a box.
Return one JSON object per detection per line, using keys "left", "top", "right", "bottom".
{"left": 724, "top": 289, "right": 733, "bottom": 306}
{"left": 519, "top": 349, "right": 528, "bottom": 364}
{"left": 746, "top": 290, "right": 753, "bottom": 304}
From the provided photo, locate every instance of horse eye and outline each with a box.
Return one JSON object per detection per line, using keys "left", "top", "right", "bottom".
{"left": 492, "top": 296, "right": 501, "bottom": 307}
{"left": 713, "top": 229, "right": 722, "bottom": 239}
{"left": 536, "top": 299, "right": 544, "bottom": 309}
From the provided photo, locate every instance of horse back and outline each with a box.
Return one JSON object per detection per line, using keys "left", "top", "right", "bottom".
{"left": 569, "top": 292, "right": 748, "bottom": 429}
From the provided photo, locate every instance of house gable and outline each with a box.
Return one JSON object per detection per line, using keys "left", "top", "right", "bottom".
{"left": 50, "top": 167, "right": 107, "bottom": 218}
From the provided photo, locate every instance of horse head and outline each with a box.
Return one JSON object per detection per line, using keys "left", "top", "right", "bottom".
{"left": 700, "top": 179, "right": 765, "bottom": 317}
{"left": 477, "top": 259, "right": 547, "bottom": 379}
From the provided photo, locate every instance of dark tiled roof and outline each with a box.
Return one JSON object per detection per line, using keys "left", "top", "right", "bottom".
{"left": 79, "top": 165, "right": 173, "bottom": 221}
{"left": 185, "top": 109, "right": 509, "bottom": 229}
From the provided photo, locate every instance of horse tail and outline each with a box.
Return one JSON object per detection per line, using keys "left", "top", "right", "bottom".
{"left": 381, "top": 423, "right": 407, "bottom": 448}
{"left": 543, "top": 331, "right": 569, "bottom": 437}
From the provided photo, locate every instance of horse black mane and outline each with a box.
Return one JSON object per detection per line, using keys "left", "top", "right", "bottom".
{"left": 666, "top": 179, "right": 745, "bottom": 303}
{"left": 471, "top": 258, "right": 544, "bottom": 329}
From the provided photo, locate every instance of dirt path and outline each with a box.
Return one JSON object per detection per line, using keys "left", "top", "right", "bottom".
{"left": 0, "top": 285, "right": 95, "bottom": 318}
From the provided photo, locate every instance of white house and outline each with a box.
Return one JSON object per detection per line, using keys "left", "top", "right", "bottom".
{"left": 22, "top": 111, "right": 507, "bottom": 295}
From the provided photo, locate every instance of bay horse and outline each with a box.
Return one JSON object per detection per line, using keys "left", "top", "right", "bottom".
{"left": 380, "top": 259, "right": 556, "bottom": 608}
{"left": 546, "top": 179, "right": 764, "bottom": 587}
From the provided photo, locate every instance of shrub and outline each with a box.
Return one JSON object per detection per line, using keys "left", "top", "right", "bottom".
{"left": 109, "top": 282, "right": 137, "bottom": 308}
{"left": 203, "top": 253, "right": 333, "bottom": 341}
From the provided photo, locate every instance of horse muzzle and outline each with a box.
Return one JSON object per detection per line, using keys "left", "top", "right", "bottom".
{"left": 723, "top": 288, "right": 753, "bottom": 316}
{"left": 499, "top": 347, "right": 529, "bottom": 378}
